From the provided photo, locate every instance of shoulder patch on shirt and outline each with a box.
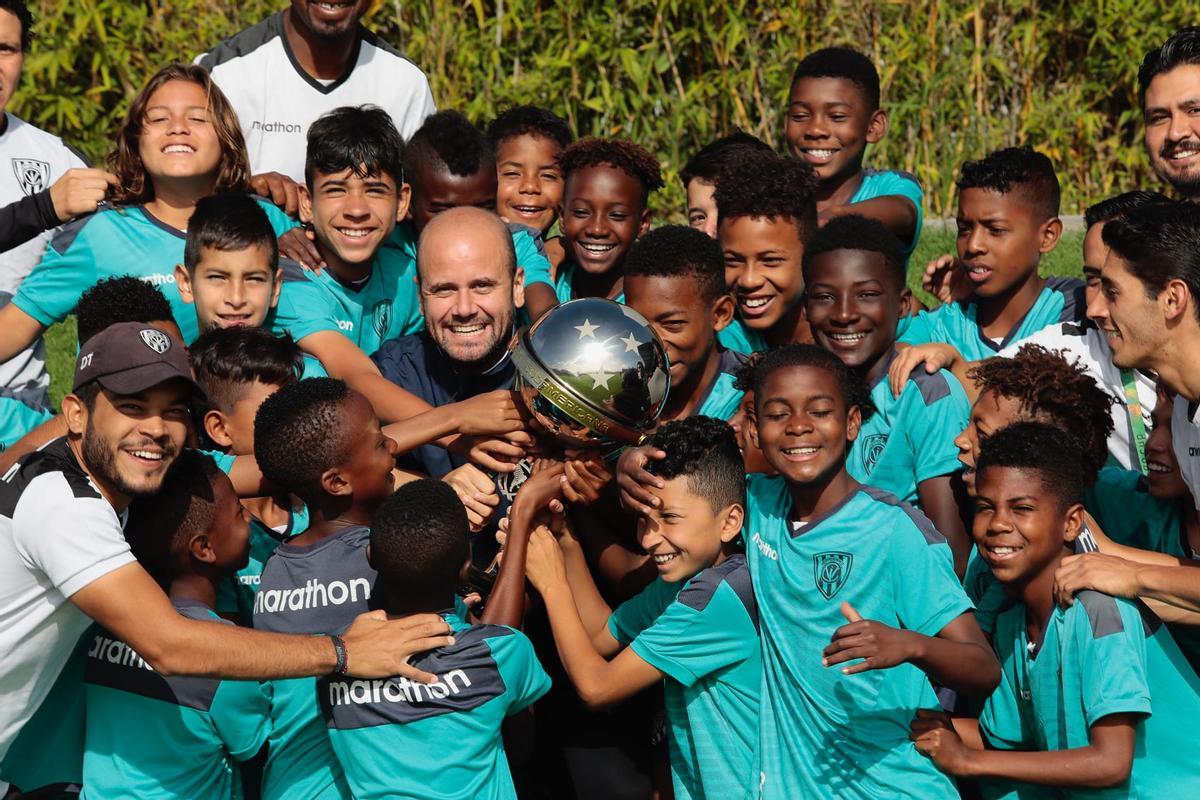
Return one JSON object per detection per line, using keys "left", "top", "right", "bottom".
{"left": 506, "top": 221, "right": 547, "bottom": 258}
{"left": 1059, "top": 320, "right": 1088, "bottom": 338}
{"left": 677, "top": 554, "right": 758, "bottom": 625}
{"left": 1046, "top": 276, "right": 1087, "bottom": 324}
{"left": 0, "top": 438, "right": 100, "bottom": 516}
{"left": 278, "top": 257, "right": 310, "bottom": 284}
{"left": 717, "top": 347, "right": 748, "bottom": 375}
{"left": 198, "top": 13, "right": 283, "bottom": 69}
{"left": 860, "top": 485, "right": 947, "bottom": 545}
{"left": 85, "top": 627, "right": 221, "bottom": 711}
{"left": 47, "top": 208, "right": 102, "bottom": 255}
{"left": 359, "top": 26, "right": 418, "bottom": 66}
{"left": 1132, "top": 597, "right": 1163, "bottom": 637}
{"left": 907, "top": 368, "right": 951, "bottom": 405}
{"left": 1076, "top": 590, "right": 1125, "bottom": 638}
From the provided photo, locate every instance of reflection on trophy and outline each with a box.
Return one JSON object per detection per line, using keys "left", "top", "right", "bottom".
{"left": 511, "top": 298, "right": 670, "bottom": 449}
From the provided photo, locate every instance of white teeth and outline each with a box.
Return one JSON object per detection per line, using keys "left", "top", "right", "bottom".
{"left": 514, "top": 206, "right": 544, "bottom": 213}
{"left": 1170, "top": 150, "right": 1199, "bottom": 159}
{"left": 805, "top": 149, "right": 836, "bottom": 157}
{"left": 829, "top": 332, "right": 866, "bottom": 342}
{"left": 1148, "top": 462, "right": 1171, "bottom": 473}
{"left": 782, "top": 446, "right": 818, "bottom": 455}
{"left": 653, "top": 553, "right": 678, "bottom": 564}
{"left": 338, "top": 228, "right": 372, "bottom": 238}
{"left": 449, "top": 324, "right": 485, "bottom": 334}
{"left": 990, "top": 546, "right": 1019, "bottom": 555}
{"left": 741, "top": 296, "right": 770, "bottom": 308}
{"left": 580, "top": 242, "right": 615, "bottom": 253}
{"left": 162, "top": 144, "right": 193, "bottom": 154}
{"left": 130, "top": 450, "right": 163, "bottom": 461}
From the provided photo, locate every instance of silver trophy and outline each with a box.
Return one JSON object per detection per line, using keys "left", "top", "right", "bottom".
{"left": 511, "top": 298, "right": 670, "bottom": 448}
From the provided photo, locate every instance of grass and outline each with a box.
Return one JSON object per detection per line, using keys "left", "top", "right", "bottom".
{"left": 40, "top": 227, "right": 1085, "bottom": 410}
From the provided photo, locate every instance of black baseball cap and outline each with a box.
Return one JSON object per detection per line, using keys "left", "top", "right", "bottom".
{"left": 73, "top": 321, "right": 201, "bottom": 396}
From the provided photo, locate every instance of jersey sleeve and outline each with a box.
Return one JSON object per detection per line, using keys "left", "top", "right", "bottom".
{"left": 12, "top": 479, "right": 134, "bottom": 597}
{"left": 902, "top": 372, "right": 971, "bottom": 484}
{"left": 890, "top": 519, "right": 972, "bottom": 636}
{"left": 628, "top": 581, "right": 757, "bottom": 687}
{"left": 255, "top": 197, "right": 300, "bottom": 233}
{"left": 896, "top": 307, "right": 943, "bottom": 347}
{"left": 510, "top": 227, "right": 553, "bottom": 289}
{"left": 854, "top": 171, "right": 924, "bottom": 252}
{"left": 272, "top": 271, "right": 345, "bottom": 343}
{"left": 13, "top": 219, "right": 101, "bottom": 326}
{"left": 607, "top": 578, "right": 681, "bottom": 645}
{"left": 491, "top": 629, "right": 552, "bottom": 716}
{"left": 1068, "top": 594, "right": 1152, "bottom": 726}
{"left": 210, "top": 678, "right": 273, "bottom": 761}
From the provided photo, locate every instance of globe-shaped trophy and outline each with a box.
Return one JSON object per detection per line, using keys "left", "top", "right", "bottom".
{"left": 511, "top": 298, "right": 670, "bottom": 449}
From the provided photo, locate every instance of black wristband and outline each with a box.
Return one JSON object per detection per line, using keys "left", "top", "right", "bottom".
{"left": 330, "top": 633, "right": 348, "bottom": 676}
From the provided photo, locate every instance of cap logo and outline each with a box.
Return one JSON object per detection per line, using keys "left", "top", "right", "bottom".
{"left": 139, "top": 329, "right": 171, "bottom": 354}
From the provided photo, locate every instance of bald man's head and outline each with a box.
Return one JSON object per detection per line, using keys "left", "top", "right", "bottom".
{"left": 416, "top": 207, "right": 524, "bottom": 367}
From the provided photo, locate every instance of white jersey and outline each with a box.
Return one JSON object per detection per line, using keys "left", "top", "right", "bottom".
{"left": 0, "top": 113, "right": 86, "bottom": 408}
{"left": 0, "top": 438, "right": 132, "bottom": 761}
{"left": 999, "top": 320, "right": 1155, "bottom": 472}
{"left": 1171, "top": 396, "right": 1200, "bottom": 511}
{"left": 197, "top": 12, "right": 436, "bottom": 182}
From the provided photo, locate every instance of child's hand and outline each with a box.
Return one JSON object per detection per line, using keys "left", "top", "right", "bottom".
{"left": 452, "top": 390, "right": 530, "bottom": 437}
{"left": 887, "top": 343, "right": 961, "bottom": 399}
{"left": 615, "top": 445, "right": 667, "bottom": 515}
{"left": 823, "top": 602, "right": 918, "bottom": 674}
{"left": 277, "top": 226, "right": 326, "bottom": 271}
{"left": 511, "top": 462, "right": 566, "bottom": 521}
{"left": 922, "top": 255, "right": 970, "bottom": 304}
{"left": 1054, "top": 552, "right": 1144, "bottom": 606}
{"left": 450, "top": 433, "right": 529, "bottom": 474}
{"left": 443, "top": 463, "right": 500, "bottom": 532}
{"left": 561, "top": 453, "right": 612, "bottom": 506}
{"left": 910, "top": 709, "right": 970, "bottom": 775}
{"left": 525, "top": 526, "right": 568, "bottom": 594}
{"left": 250, "top": 171, "right": 303, "bottom": 216}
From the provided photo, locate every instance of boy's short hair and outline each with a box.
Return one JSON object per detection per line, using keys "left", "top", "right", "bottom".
{"left": 1101, "top": 200, "right": 1200, "bottom": 321}
{"left": 254, "top": 378, "right": 355, "bottom": 494}
{"left": 679, "top": 131, "right": 773, "bottom": 187}
{"left": 558, "top": 137, "right": 664, "bottom": 198}
{"left": 189, "top": 326, "right": 303, "bottom": 415}
{"left": 183, "top": 194, "right": 280, "bottom": 273}
{"left": 0, "top": 1, "right": 33, "bottom": 51}
{"left": 714, "top": 149, "right": 819, "bottom": 243}
{"left": 975, "top": 421, "right": 1086, "bottom": 509}
{"left": 791, "top": 46, "right": 881, "bottom": 110}
{"left": 753, "top": 343, "right": 876, "bottom": 419}
{"left": 1083, "top": 190, "right": 1171, "bottom": 229}
{"left": 405, "top": 110, "right": 493, "bottom": 180}
{"left": 1138, "top": 28, "right": 1200, "bottom": 99}
{"left": 967, "top": 345, "right": 1114, "bottom": 482}
{"left": 370, "top": 478, "right": 468, "bottom": 595}
{"left": 75, "top": 276, "right": 174, "bottom": 346}
{"left": 125, "top": 450, "right": 223, "bottom": 586}
{"left": 957, "top": 146, "right": 1060, "bottom": 220}
{"left": 802, "top": 214, "right": 905, "bottom": 286}
{"left": 486, "top": 105, "right": 573, "bottom": 150}
{"left": 624, "top": 224, "right": 725, "bottom": 303}
{"left": 305, "top": 105, "right": 405, "bottom": 189}
{"left": 644, "top": 417, "right": 746, "bottom": 513}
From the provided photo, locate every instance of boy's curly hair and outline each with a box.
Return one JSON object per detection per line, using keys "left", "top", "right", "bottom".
{"left": 714, "top": 149, "right": 819, "bottom": 244}
{"left": 957, "top": 146, "right": 1060, "bottom": 221}
{"left": 644, "top": 416, "right": 746, "bottom": 513}
{"left": 975, "top": 421, "right": 1087, "bottom": 508}
{"left": 558, "top": 137, "right": 664, "bottom": 197}
{"left": 486, "top": 105, "right": 573, "bottom": 150}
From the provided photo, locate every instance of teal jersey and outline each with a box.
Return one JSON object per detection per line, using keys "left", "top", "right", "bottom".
{"left": 0, "top": 629, "right": 89, "bottom": 794}
{"left": 320, "top": 613, "right": 550, "bottom": 800}
{"left": 0, "top": 396, "right": 53, "bottom": 451}
{"left": 271, "top": 248, "right": 424, "bottom": 358}
{"left": 849, "top": 349, "right": 970, "bottom": 505}
{"left": 552, "top": 261, "right": 626, "bottom": 304}
{"left": 387, "top": 220, "right": 554, "bottom": 289}
{"left": 898, "top": 277, "right": 1086, "bottom": 361}
{"left": 744, "top": 476, "right": 970, "bottom": 799}
{"left": 301, "top": 354, "right": 328, "bottom": 378}
{"left": 980, "top": 591, "right": 1200, "bottom": 798}
{"left": 608, "top": 554, "right": 761, "bottom": 800}
{"left": 849, "top": 169, "right": 925, "bottom": 256}
{"left": 717, "top": 319, "right": 767, "bottom": 355}
{"left": 14, "top": 199, "right": 297, "bottom": 345}
{"left": 81, "top": 601, "right": 270, "bottom": 800}
{"left": 694, "top": 348, "right": 747, "bottom": 421}
{"left": 216, "top": 501, "right": 311, "bottom": 626}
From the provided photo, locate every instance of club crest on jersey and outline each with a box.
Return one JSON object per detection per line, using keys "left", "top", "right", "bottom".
{"left": 860, "top": 433, "right": 888, "bottom": 475}
{"left": 813, "top": 551, "right": 853, "bottom": 600}
{"left": 139, "top": 328, "right": 171, "bottom": 354}
{"left": 12, "top": 158, "right": 50, "bottom": 196}
{"left": 372, "top": 300, "right": 393, "bottom": 339}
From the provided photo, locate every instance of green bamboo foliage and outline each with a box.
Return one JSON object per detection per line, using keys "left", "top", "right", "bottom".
{"left": 13, "top": 1, "right": 1193, "bottom": 221}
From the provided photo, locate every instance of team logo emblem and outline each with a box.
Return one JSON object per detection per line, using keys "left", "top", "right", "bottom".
{"left": 495, "top": 458, "right": 533, "bottom": 502}
{"left": 12, "top": 158, "right": 50, "bottom": 196}
{"left": 813, "top": 551, "right": 853, "bottom": 600}
{"left": 372, "top": 300, "right": 393, "bottom": 339}
{"left": 860, "top": 433, "right": 888, "bottom": 475}
{"left": 139, "top": 328, "right": 171, "bottom": 354}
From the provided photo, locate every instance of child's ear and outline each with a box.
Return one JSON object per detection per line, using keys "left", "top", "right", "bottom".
{"left": 321, "top": 467, "right": 353, "bottom": 497}
{"left": 719, "top": 503, "right": 745, "bottom": 543}
{"left": 395, "top": 182, "right": 413, "bottom": 224}
{"left": 711, "top": 292, "right": 735, "bottom": 333}
{"left": 189, "top": 532, "right": 218, "bottom": 565}
{"left": 204, "top": 409, "right": 234, "bottom": 449}
{"left": 865, "top": 107, "right": 889, "bottom": 145}
{"left": 1062, "top": 502, "right": 1085, "bottom": 544}
{"left": 747, "top": 409, "right": 761, "bottom": 451}
{"left": 638, "top": 207, "right": 652, "bottom": 238}
{"left": 270, "top": 268, "right": 283, "bottom": 310}
{"left": 846, "top": 404, "right": 863, "bottom": 443}
{"left": 1038, "top": 216, "right": 1064, "bottom": 255}
{"left": 175, "top": 264, "right": 194, "bottom": 304}
{"left": 298, "top": 184, "right": 315, "bottom": 225}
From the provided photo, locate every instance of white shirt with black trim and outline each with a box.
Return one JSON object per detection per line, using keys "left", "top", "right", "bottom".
{"left": 0, "top": 112, "right": 87, "bottom": 406}
{"left": 1171, "top": 396, "right": 1200, "bottom": 512}
{"left": 0, "top": 437, "right": 133, "bottom": 761}
{"left": 998, "top": 320, "right": 1156, "bottom": 473}
{"left": 197, "top": 12, "right": 437, "bottom": 182}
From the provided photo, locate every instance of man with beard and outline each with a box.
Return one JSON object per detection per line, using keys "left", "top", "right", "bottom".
{"left": 197, "top": 0, "right": 435, "bottom": 203}
{"left": 0, "top": 321, "right": 455, "bottom": 787}
{"left": 1141, "top": 28, "right": 1200, "bottom": 201}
